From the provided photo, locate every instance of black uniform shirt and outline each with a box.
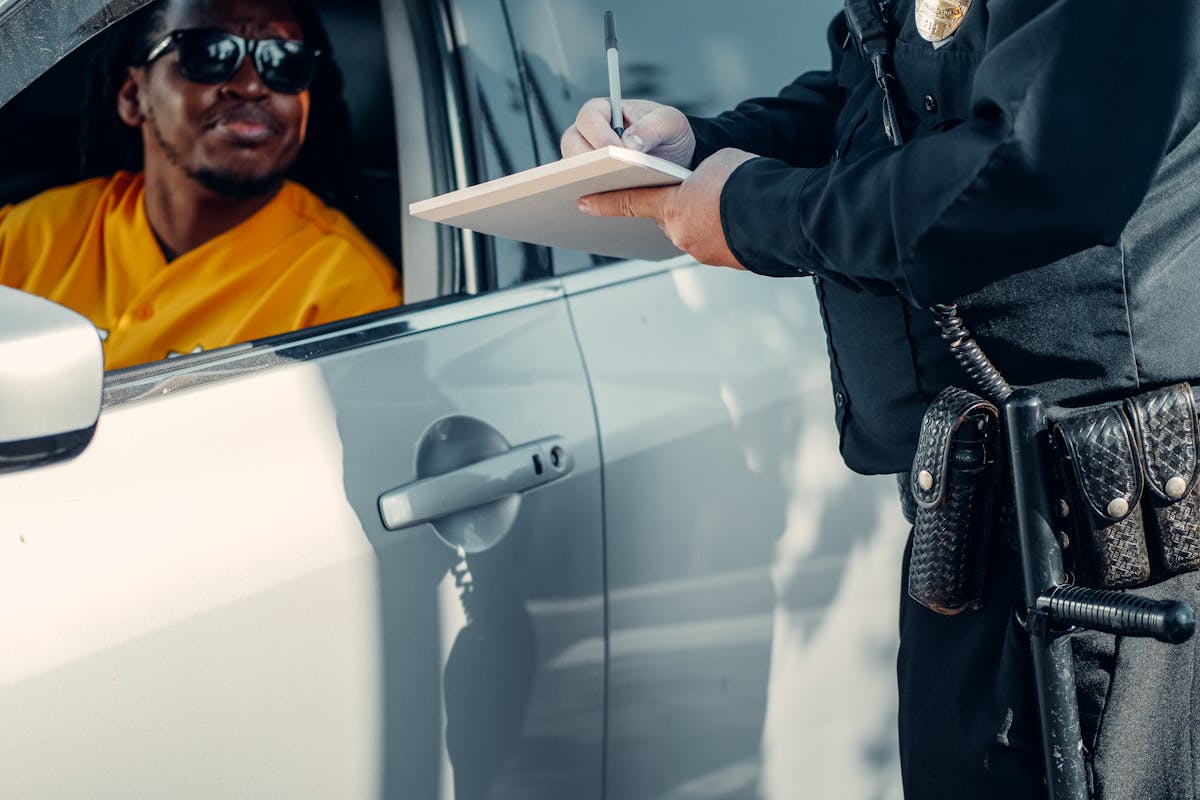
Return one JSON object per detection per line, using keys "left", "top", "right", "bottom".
{"left": 690, "top": 0, "right": 1200, "bottom": 475}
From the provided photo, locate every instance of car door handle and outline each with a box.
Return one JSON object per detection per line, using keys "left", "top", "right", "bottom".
{"left": 378, "top": 436, "right": 574, "bottom": 531}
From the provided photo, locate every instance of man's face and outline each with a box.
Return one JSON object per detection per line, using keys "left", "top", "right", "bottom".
{"left": 124, "top": 0, "right": 311, "bottom": 197}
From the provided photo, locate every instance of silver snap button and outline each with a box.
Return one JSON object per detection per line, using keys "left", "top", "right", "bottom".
{"left": 1107, "top": 497, "right": 1130, "bottom": 518}
{"left": 1166, "top": 475, "right": 1188, "bottom": 500}
{"left": 918, "top": 470, "right": 934, "bottom": 491}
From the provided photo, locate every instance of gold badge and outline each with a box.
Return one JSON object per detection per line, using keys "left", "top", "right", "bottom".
{"left": 915, "top": 0, "right": 972, "bottom": 46}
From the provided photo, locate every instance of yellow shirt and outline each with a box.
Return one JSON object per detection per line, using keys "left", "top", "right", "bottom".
{"left": 0, "top": 171, "right": 402, "bottom": 370}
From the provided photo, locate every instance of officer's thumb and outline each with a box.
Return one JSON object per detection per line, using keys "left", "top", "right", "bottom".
{"left": 621, "top": 129, "right": 647, "bottom": 152}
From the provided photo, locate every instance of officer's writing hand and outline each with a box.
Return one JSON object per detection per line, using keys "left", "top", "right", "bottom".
{"left": 577, "top": 147, "right": 756, "bottom": 269}
{"left": 561, "top": 98, "right": 696, "bottom": 168}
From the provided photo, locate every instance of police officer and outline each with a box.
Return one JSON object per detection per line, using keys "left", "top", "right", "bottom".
{"left": 563, "top": 1, "right": 1200, "bottom": 797}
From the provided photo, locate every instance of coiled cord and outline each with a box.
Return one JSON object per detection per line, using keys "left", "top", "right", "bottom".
{"left": 932, "top": 303, "right": 1013, "bottom": 404}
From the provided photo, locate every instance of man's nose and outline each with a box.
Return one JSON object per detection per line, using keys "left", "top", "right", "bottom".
{"left": 220, "top": 52, "right": 269, "bottom": 99}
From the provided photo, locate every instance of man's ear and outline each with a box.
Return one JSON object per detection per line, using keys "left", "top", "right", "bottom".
{"left": 116, "top": 68, "right": 146, "bottom": 128}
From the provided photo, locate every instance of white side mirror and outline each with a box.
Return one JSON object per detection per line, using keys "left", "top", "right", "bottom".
{"left": 0, "top": 287, "right": 103, "bottom": 472}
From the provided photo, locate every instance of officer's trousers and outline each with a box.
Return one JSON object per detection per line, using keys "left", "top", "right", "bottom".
{"left": 897, "top": 528, "right": 1200, "bottom": 800}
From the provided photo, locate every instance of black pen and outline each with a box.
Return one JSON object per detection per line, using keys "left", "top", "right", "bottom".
{"left": 604, "top": 10, "right": 623, "bottom": 137}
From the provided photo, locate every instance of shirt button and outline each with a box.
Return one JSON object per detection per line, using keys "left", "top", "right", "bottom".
{"left": 924, "top": 94, "right": 937, "bottom": 113}
{"left": 834, "top": 392, "right": 846, "bottom": 407}
{"left": 812, "top": 275, "right": 822, "bottom": 287}
{"left": 135, "top": 305, "right": 154, "bottom": 321}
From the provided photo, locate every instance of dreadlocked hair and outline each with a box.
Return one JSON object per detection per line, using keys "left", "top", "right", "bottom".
{"left": 79, "top": 2, "right": 165, "bottom": 178}
{"left": 79, "top": 0, "right": 368, "bottom": 219}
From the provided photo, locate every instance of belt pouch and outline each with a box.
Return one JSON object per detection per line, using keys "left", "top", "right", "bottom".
{"left": 1054, "top": 405, "right": 1150, "bottom": 588}
{"left": 907, "top": 387, "right": 999, "bottom": 615}
{"left": 1125, "top": 382, "right": 1200, "bottom": 575}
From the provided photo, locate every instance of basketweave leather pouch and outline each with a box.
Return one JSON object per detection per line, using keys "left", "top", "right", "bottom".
{"left": 1124, "top": 382, "right": 1200, "bottom": 576}
{"left": 1054, "top": 405, "right": 1151, "bottom": 589}
{"left": 907, "top": 387, "right": 1000, "bottom": 615}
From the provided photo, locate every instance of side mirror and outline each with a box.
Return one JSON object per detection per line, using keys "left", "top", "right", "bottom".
{"left": 0, "top": 287, "right": 103, "bottom": 472}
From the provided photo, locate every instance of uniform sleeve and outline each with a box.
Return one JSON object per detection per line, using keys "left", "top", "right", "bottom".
{"left": 688, "top": 13, "right": 848, "bottom": 168}
{"left": 719, "top": 0, "right": 1200, "bottom": 307}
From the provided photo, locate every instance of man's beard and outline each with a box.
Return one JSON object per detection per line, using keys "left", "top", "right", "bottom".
{"left": 146, "top": 111, "right": 292, "bottom": 199}
{"left": 188, "top": 167, "right": 289, "bottom": 199}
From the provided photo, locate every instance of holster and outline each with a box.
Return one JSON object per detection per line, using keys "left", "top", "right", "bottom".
{"left": 907, "top": 387, "right": 1001, "bottom": 615}
{"left": 1126, "top": 383, "right": 1200, "bottom": 575}
{"left": 1053, "top": 382, "right": 1200, "bottom": 588}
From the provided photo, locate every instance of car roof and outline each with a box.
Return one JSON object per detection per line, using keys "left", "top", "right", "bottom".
{"left": 0, "top": 0, "right": 153, "bottom": 109}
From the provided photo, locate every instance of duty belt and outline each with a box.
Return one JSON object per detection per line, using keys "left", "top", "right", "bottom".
{"left": 901, "top": 380, "right": 1200, "bottom": 617}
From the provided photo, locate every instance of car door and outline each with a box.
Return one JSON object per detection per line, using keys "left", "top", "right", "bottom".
{"left": 0, "top": 1, "right": 604, "bottom": 798}
{"left": 500, "top": 1, "right": 909, "bottom": 797}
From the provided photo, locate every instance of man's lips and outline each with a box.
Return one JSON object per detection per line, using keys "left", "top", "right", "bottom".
{"left": 218, "top": 119, "right": 274, "bottom": 142}
{"left": 205, "top": 107, "right": 283, "bottom": 144}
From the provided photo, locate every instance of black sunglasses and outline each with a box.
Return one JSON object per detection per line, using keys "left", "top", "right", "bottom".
{"left": 142, "top": 28, "right": 321, "bottom": 94}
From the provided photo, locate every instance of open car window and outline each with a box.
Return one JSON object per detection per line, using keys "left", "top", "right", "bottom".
{"left": 0, "top": 0, "right": 414, "bottom": 374}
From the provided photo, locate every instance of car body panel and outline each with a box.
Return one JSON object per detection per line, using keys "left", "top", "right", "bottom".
{"left": 563, "top": 260, "right": 906, "bottom": 798}
{"left": 0, "top": 291, "right": 605, "bottom": 798}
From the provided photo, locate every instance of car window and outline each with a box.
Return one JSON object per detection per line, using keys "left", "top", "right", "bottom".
{"left": 0, "top": 0, "right": 408, "bottom": 373}
{"left": 503, "top": 0, "right": 844, "bottom": 275}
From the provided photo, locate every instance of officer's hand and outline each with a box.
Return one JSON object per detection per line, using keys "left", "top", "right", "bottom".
{"left": 577, "top": 147, "right": 756, "bottom": 269}
{"left": 561, "top": 98, "right": 696, "bottom": 168}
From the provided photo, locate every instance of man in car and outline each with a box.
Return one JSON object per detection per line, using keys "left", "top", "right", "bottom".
{"left": 0, "top": 0, "right": 401, "bottom": 370}
{"left": 564, "top": 2, "right": 1200, "bottom": 798}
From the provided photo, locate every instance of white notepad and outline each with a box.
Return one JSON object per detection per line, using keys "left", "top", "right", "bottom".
{"left": 408, "top": 146, "right": 692, "bottom": 261}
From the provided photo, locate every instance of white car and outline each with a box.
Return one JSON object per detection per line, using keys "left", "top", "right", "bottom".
{"left": 0, "top": 0, "right": 906, "bottom": 796}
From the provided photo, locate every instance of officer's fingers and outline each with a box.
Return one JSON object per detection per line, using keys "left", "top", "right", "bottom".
{"left": 621, "top": 104, "right": 684, "bottom": 149}
{"left": 612, "top": 98, "right": 665, "bottom": 129}
{"left": 622, "top": 105, "right": 696, "bottom": 167}
{"left": 577, "top": 186, "right": 672, "bottom": 220}
{"left": 561, "top": 125, "right": 595, "bottom": 158}
{"left": 570, "top": 98, "right": 623, "bottom": 152}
